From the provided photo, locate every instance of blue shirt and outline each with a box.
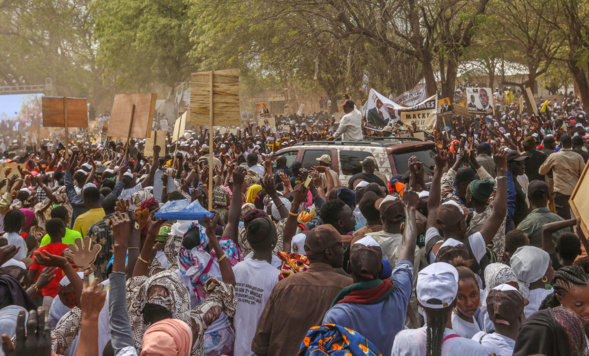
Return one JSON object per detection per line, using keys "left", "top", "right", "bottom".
{"left": 322, "top": 260, "right": 414, "bottom": 356}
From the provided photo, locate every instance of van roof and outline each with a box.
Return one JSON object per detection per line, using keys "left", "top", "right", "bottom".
{"left": 293, "top": 137, "right": 423, "bottom": 147}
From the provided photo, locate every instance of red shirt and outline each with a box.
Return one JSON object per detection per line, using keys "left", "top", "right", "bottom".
{"left": 30, "top": 243, "right": 69, "bottom": 297}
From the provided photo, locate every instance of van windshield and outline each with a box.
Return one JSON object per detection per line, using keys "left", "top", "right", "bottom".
{"left": 392, "top": 148, "right": 436, "bottom": 173}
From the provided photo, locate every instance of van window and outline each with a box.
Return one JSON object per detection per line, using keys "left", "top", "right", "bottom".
{"left": 301, "top": 150, "right": 331, "bottom": 169}
{"left": 274, "top": 151, "right": 298, "bottom": 173}
{"left": 392, "top": 148, "right": 436, "bottom": 174}
{"left": 340, "top": 150, "right": 374, "bottom": 175}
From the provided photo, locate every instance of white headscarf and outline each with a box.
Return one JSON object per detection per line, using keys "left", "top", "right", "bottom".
{"left": 510, "top": 246, "right": 550, "bottom": 298}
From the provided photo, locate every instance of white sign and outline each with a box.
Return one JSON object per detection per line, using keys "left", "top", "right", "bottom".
{"left": 466, "top": 87, "right": 494, "bottom": 115}
{"left": 393, "top": 85, "right": 428, "bottom": 106}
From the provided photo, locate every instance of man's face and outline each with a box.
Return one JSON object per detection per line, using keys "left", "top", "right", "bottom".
{"left": 376, "top": 100, "right": 383, "bottom": 109}
{"left": 508, "top": 160, "right": 525, "bottom": 176}
{"left": 479, "top": 90, "right": 489, "bottom": 107}
{"left": 338, "top": 205, "right": 356, "bottom": 234}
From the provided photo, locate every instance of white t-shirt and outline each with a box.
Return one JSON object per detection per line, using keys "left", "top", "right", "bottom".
{"left": 5, "top": 232, "right": 27, "bottom": 260}
{"left": 452, "top": 312, "right": 482, "bottom": 339}
{"left": 392, "top": 326, "right": 488, "bottom": 356}
{"left": 119, "top": 184, "right": 143, "bottom": 201}
{"left": 425, "top": 228, "right": 486, "bottom": 264}
{"left": 524, "top": 287, "right": 554, "bottom": 319}
{"left": 472, "top": 331, "right": 515, "bottom": 356}
{"left": 244, "top": 252, "right": 282, "bottom": 269}
{"left": 232, "top": 259, "right": 280, "bottom": 356}
{"left": 247, "top": 164, "right": 265, "bottom": 178}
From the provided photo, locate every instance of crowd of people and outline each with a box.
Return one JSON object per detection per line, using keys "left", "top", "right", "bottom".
{"left": 0, "top": 90, "right": 587, "bottom": 356}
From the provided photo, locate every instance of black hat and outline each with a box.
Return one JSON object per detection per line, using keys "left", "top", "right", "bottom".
{"left": 528, "top": 180, "right": 549, "bottom": 197}
{"left": 507, "top": 150, "right": 528, "bottom": 163}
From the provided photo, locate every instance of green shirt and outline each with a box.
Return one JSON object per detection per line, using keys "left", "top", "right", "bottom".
{"left": 39, "top": 228, "right": 83, "bottom": 248}
{"left": 517, "top": 207, "right": 570, "bottom": 247}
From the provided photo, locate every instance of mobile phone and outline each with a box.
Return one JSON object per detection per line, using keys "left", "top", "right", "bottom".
{"left": 304, "top": 175, "right": 312, "bottom": 188}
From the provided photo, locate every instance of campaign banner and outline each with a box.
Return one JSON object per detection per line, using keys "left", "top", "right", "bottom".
{"left": 398, "top": 95, "right": 437, "bottom": 131}
{"left": 438, "top": 97, "right": 453, "bottom": 117}
{"left": 466, "top": 87, "right": 494, "bottom": 115}
{"left": 393, "top": 85, "right": 428, "bottom": 106}
{"left": 364, "top": 88, "right": 437, "bottom": 131}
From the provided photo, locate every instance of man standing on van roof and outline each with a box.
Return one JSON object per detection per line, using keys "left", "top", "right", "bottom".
{"left": 333, "top": 100, "right": 363, "bottom": 141}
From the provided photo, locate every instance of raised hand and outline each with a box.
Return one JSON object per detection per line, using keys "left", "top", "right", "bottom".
{"left": 135, "top": 208, "right": 150, "bottom": 230}
{"left": 33, "top": 250, "right": 68, "bottom": 269}
{"left": 403, "top": 189, "right": 419, "bottom": 210}
{"left": 291, "top": 183, "right": 308, "bottom": 206}
{"left": 204, "top": 211, "right": 220, "bottom": 242}
{"left": 434, "top": 149, "right": 448, "bottom": 169}
{"left": 494, "top": 148, "right": 508, "bottom": 171}
{"left": 233, "top": 166, "right": 247, "bottom": 185}
{"left": 260, "top": 175, "right": 276, "bottom": 196}
{"left": 110, "top": 212, "right": 132, "bottom": 249}
{"left": 115, "top": 199, "right": 129, "bottom": 213}
{"left": 79, "top": 274, "right": 106, "bottom": 317}
{"left": 0, "top": 245, "right": 20, "bottom": 266}
{"left": 65, "top": 236, "right": 102, "bottom": 269}
{"left": 35, "top": 267, "right": 57, "bottom": 289}
{"left": 1, "top": 308, "right": 51, "bottom": 356}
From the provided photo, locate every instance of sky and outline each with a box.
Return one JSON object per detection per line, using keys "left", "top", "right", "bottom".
{"left": 0, "top": 94, "right": 43, "bottom": 120}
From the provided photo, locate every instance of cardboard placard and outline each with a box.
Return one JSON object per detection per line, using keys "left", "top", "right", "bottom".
{"left": 258, "top": 117, "right": 276, "bottom": 129}
{"left": 172, "top": 113, "right": 187, "bottom": 143}
{"left": 144, "top": 130, "right": 166, "bottom": 157}
{"left": 42, "top": 97, "right": 88, "bottom": 128}
{"left": 525, "top": 87, "right": 539, "bottom": 115}
{"left": 190, "top": 69, "right": 240, "bottom": 126}
{"left": 108, "top": 93, "right": 157, "bottom": 140}
{"left": 570, "top": 162, "right": 589, "bottom": 237}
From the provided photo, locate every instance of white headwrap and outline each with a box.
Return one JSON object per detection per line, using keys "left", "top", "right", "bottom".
{"left": 510, "top": 246, "right": 550, "bottom": 298}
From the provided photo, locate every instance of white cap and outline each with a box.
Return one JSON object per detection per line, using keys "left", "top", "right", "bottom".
{"left": 104, "top": 169, "right": 114, "bottom": 174}
{"left": 291, "top": 233, "right": 306, "bottom": 255}
{"left": 123, "top": 172, "right": 134, "bottom": 179}
{"left": 1, "top": 259, "right": 25, "bottom": 270}
{"left": 83, "top": 183, "right": 97, "bottom": 190}
{"left": 354, "top": 181, "right": 369, "bottom": 190}
{"left": 440, "top": 238, "right": 464, "bottom": 249}
{"left": 441, "top": 200, "right": 464, "bottom": 215}
{"left": 418, "top": 191, "right": 429, "bottom": 199}
{"left": 74, "top": 169, "right": 88, "bottom": 176}
{"left": 492, "top": 284, "right": 519, "bottom": 292}
{"left": 60, "top": 272, "right": 85, "bottom": 286}
{"left": 417, "top": 262, "right": 459, "bottom": 309}
{"left": 81, "top": 163, "right": 92, "bottom": 170}
{"left": 354, "top": 236, "right": 380, "bottom": 247}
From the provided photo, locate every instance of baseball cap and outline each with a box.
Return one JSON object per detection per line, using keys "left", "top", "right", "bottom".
{"left": 528, "top": 180, "right": 549, "bottom": 197}
{"left": 304, "top": 225, "right": 342, "bottom": 256}
{"left": 360, "top": 156, "right": 377, "bottom": 165}
{"left": 507, "top": 150, "right": 528, "bottom": 163}
{"left": 375, "top": 195, "right": 404, "bottom": 221}
{"left": 316, "top": 154, "right": 331, "bottom": 165}
{"left": 417, "top": 262, "right": 459, "bottom": 309}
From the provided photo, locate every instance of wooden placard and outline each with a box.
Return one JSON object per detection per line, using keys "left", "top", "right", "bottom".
{"left": 257, "top": 116, "right": 276, "bottom": 129}
{"left": 172, "top": 112, "right": 187, "bottom": 143}
{"left": 525, "top": 87, "right": 538, "bottom": 116}
{"left": 190, "top": 69, "right": 240, "bottom": 126}
{"left": 570, "top": 162, "right": 589, "bottom": 237}
{"left": 453, "top": 104, "right": 473, "bottom": 118}
{"left": 144, "top": 130, "right": 166, "bottom": 157}
{"left": 108, "top": 93, "right": 156, "bottom": 139}
{"left": 42, "top": 97, "right": 88, "bottom": 128}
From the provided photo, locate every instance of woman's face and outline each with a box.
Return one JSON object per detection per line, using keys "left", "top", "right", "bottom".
{"left": 558, "top": 284, "right": 589, "bottom": 324}
{"left": 456, "top": 278, "right": 480, "bottom": 319}
{"left": 148, "top": 285, "right": 169, "bottom": 299}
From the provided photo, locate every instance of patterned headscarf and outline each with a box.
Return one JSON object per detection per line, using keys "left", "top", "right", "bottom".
{"left": 131, "top": 188, "right": 153, "bottom": 207}
{"left": 552, "top": 306, "right": 588, "bottom": 356}
{"left": 483, "top": 263, "right": 519, "bottom": 299}
{"left": 178, "top": 224, "right": 242, "bottom": 303}
{"left": 299, "top": 323, "right": 382, "bottom": 356}
{"left": 126, "top": 270, "right": 191, "bottom": 350}
{"left": 277, "top": 251, "right": 309, "bottom": 280}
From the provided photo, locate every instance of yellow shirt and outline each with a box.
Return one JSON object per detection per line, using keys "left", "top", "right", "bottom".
{"left": 39, "top": 228, "right": 83, "bottom": 248}
{"left": 72, "top": 208, "right": 105, "bottom": 237}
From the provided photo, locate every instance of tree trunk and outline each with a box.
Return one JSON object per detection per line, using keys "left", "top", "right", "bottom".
{"left": 442, "top": 59, "right": 458, "bottom": 102}
{"left": 568, "top": 61, "right": 589, "bottom": 107}
{"left": 422, "top": 59, "right": 438, "bottom": 97}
